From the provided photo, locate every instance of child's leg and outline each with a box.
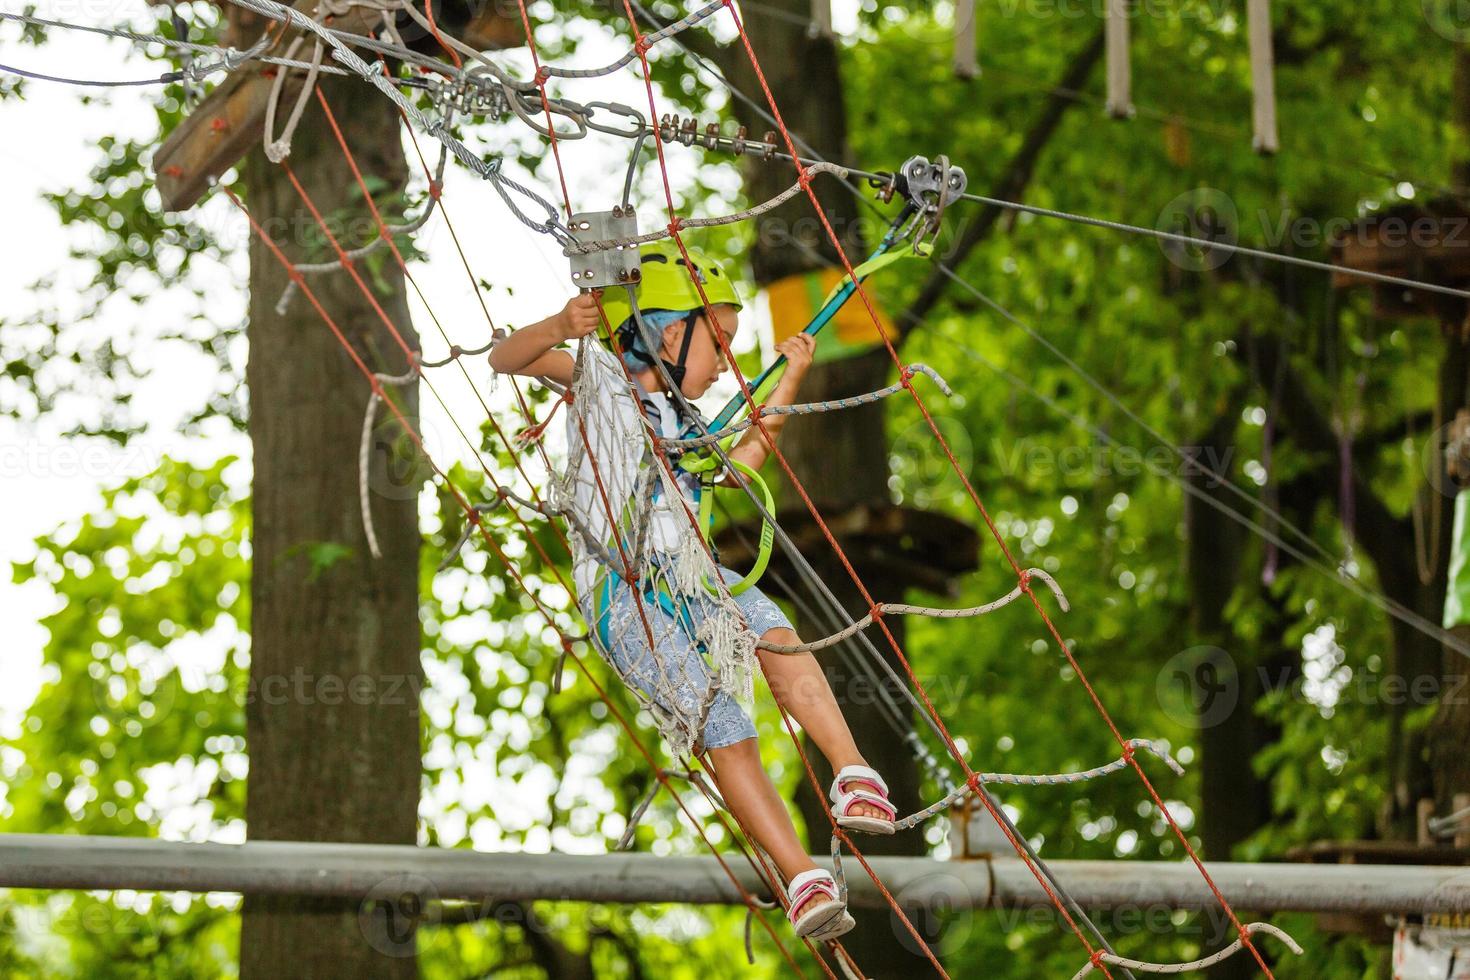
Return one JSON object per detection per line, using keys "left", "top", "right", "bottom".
{"left": 705, "top": 738, "right": 818, "bottom": 883}
{"left": 755, "top": 627, "right": 888, "bottom": 821}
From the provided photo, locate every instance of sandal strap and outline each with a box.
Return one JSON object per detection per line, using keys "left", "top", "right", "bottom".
{"left": 829, "top": 764, "right": 889, "bottom": 802}
{"left": 836, "top": 788, "right": 897, "bottom": 820}
{"left": 787, "top": 868, "right": 838, "bottom": 911}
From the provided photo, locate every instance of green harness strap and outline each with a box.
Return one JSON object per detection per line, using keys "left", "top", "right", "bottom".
{"left": 685, "top": 454, "right": 775, "bottom": 597}
{"left": 671, "top": 242, "right": 934, "bottom": 598}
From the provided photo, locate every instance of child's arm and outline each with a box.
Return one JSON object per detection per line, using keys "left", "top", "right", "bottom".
{"left": 720, "top": 332, "right": 816, "bottom": 482}
{"left": 488, "top": 292, "right": 604, "bottom": 387}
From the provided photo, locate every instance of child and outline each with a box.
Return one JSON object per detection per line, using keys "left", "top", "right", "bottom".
{"left": 490, "top": 240, "right": 899, "bottom": 941}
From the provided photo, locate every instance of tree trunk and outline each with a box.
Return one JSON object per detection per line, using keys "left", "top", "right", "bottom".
{"left": 240, "top": 70, "right": 423, "bottom": 979}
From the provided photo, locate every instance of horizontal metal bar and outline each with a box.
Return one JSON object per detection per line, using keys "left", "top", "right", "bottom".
{"left": 0, "top": 834, "right": 1464, "bottom": 916}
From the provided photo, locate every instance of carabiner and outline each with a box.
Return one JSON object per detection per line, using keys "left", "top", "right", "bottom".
{"left": 583, "top": 100, "right": 649, "bottom": 140}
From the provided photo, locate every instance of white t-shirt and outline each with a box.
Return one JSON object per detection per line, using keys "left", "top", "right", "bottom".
{"left": 559, "top": 343, "right": 706, "bottom": 599}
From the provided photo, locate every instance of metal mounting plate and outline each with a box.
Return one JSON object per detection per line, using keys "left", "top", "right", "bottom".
{"left": 567, "top": 207, "right": 641, "bottom": 290}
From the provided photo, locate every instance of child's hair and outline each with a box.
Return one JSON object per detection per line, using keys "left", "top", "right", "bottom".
{"left": 618, "top": 308, "right": 692, "bottom": 373}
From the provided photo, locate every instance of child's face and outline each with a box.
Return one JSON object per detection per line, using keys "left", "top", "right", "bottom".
{"left": 663, "top": 305, "right": 738, "bottom": 399}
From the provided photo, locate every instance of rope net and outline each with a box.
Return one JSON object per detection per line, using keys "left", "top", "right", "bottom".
{"left": 552, "top": 337, "right": 761, "bottom": 759}
{"left": 38, "top": 0, "right": 1343, "bottom": 973}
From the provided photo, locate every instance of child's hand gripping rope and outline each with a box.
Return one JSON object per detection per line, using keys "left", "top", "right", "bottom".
{"left": 556, "top": 290, "right": 605, "bottom": 342}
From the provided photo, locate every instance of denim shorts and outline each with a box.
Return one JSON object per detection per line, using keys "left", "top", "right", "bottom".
{"left": 584, "top": 565, "right": 794, "bottom": 750}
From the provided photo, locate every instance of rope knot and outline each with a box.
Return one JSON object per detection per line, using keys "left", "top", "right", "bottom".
{"left": 449, "top": 344, "right": 462, "bottom": 359}
{"left": 1018, "top": 568, "right": 1033, "bottom": 591}
{"left": 1121, "top": 742, "right": 1137, "bottom": 764}
{"left": 1089, "top": 950, "right": 1107, "bottom": 969}
{"left": 666, "top": 218, "right": 684, "bottom": 235}
{"left": 634, "top": 36, "right": 653, "bottom": 55}
{"left": 428, "top": 180, "right": 444, "bottom": 201}
{"left": 210, "top": 117, "right": 229, "bottom": 133}
{"left": 965, "top": 772, "right": 984, "bottom": 793}
{"left": 796, "top": 167, "right": 815, "bottom": 190}
{"left": 868, "top": 604, "right": 885, "bottom": 621}
{"left": 534, "top": 65, "right": 550, "bottom": 86}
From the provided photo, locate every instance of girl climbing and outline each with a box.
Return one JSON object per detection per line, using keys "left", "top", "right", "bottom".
{"left": 489, "top": 240, "right": 900, "bottom": 942}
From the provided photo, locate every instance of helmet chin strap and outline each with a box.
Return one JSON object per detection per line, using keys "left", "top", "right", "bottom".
{"left": 663, "top": 311, "right": 701, "bottom": 389}
{"left": 624, "top": 310, "right": 702, "bottom": 405}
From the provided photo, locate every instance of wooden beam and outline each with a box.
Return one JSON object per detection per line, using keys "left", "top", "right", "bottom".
{"left": 1247, "top": 0, "right": 1279, "bottom": 153}
{"left": 954, "top": 0, "right": 978, "bottom": 80}
{"left": 1104, "top": 0, "right": 1132, "bottom": 118}
{"left": 154, "top": 65, "right": 278, "bottom": 211}
{"left": 1, "top": 834, "right": 1467, "bottom": 915}
{"left": 151, "top": 0, "right": 524, "bottom": 211}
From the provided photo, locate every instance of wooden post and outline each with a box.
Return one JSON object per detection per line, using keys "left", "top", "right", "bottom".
{"left": 151, "top": 0, "right": 524, "bottom": 212}
{"left": 3, "top": 833, "right": 1470, "bottom": 916}
{"left": 1247, "top": 0, "right": 1279, "bottom": 153}
{"left": 810, "top": 0, "right": 833, "bottom": 38}
{"left": 1105, "top": 0, "right": 1132, "bottom": 118}
{"left": 954, "top": 0, "right": 978, "bottom": 80}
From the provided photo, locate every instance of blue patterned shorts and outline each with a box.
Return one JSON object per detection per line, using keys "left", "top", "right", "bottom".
{"left": 583, "top": 565, "right": 794, "bottom": 750}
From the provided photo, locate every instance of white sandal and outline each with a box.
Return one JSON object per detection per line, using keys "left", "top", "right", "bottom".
{"left": 829, "top": 764, "right": 897, "bottom": 836}
{"left": 786, "top": 868, "right": 854, "bottom": 940}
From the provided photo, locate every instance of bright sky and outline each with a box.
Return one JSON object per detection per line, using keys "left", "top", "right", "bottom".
{"left": 0, "top": 0, "right": 814, "bottom": 844}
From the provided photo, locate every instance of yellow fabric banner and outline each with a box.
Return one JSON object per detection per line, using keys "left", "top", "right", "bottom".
{"left": 767, "top": 268, "right": 894, "bottom": 363}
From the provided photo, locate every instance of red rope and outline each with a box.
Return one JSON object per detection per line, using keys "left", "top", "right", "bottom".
{"left": 222, "top": 178, "right": 814, "bottom": 977}
{"left": 311, "top": 87, "right": 575, "bottom": 573}
{"left": 328, "top": 73, "right": 815, "bottom": 972}
{"left": 501, "top": 3, "right": 1081, "bottom": 975}
{"left": 710, "top": 3, "right": 1274, "bottom": 974}
{"left": 504, "top": 6, "right": 878, "bottom": 973}
{"left": 598, "top": 3, "right": 1114, "bottom": 973}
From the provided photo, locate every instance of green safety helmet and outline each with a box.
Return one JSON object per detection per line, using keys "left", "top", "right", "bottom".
{"left": 598, "top": 240, "right": 742, "bottom": 386}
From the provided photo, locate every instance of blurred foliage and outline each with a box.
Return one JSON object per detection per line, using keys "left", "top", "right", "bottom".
{"left": 2, "top": 0, "right": 1464, "bottom": 975}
